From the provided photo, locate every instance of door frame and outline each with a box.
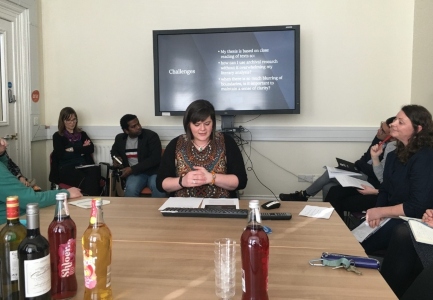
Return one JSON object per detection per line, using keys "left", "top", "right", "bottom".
{"left": 0, "top": 1, "right": 32, "bottom": 177}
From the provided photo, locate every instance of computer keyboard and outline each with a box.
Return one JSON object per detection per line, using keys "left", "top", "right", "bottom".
{"left": 161, "top": 207, "right": 248, "bottom": 218}
{"left": 160, "top": 207, "right": 292, "bottom": 220}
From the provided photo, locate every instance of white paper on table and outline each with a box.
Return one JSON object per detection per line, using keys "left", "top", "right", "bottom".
{"left": 334, "top": 174, "right": 374, "bottom": 189}
{"left": 325, "top": 166, "right": 363, "bottom": 179}
{"left": 201, "top": 198, "right": 239, "bottom": 209}
{"left": 69, "top": 198, "right": 111, "bottom": 209}
{"left": 158, "top": 197, "right": 203, "bottom": 210}
{"left": 299, "top": 205, "right": 334, "bottom": 219}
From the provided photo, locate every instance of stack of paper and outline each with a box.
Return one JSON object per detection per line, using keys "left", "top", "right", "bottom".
{"left": 158, "top": 197, "right": 239, "bottom": 210}
{"left": 299, "top": 205, "right": 334, "bottom": 219}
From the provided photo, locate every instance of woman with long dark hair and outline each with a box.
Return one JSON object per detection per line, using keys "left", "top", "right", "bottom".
{"left": 361, "top": 104, "right": 433, "bottom": 254}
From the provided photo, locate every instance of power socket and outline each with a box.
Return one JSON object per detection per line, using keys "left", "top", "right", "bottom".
{"left": 298, "top": 175, "right": 314, "bottom": 183}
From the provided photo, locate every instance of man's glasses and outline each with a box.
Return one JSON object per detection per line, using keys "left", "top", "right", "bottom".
{"left": 379, "top": 121, "right": 388, "bottom": 135}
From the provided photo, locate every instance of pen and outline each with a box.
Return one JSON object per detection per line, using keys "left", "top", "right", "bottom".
{"left": 378, "top": 135, "right": 392, "bottom": 146}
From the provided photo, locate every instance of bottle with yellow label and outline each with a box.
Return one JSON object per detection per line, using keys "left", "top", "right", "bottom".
{"left": 82, "top": 199, "right": 112, "bottom": 300}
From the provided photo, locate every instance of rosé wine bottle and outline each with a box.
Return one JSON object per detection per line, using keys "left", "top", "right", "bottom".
{"left": 240, "top": 200, "right": 269, "bottom": 300}
{"left": 48, "top": 193, "right": 77, "bottom": 299}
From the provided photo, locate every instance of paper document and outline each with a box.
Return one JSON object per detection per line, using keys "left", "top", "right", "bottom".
{"left": 75, "top": 164, "right": 99, "bottom": 169}
{"left": 201, "top": 198, "right": 239, "bottom": 209}
{"left": 299, "top": 205, "right": 334, "bottom": 219}
{"left": 334, "top": 175, "right": 374, "bottom": 189}
{"left": 69, "top": 198, "right": 111, "bottom": 209}
{"left": 351, "top": 218, "right": 391, "bottom": 242}
{"left": 407, "top": 219, "right": 433, "bottom": 245}
{"left": 326, "top": 166, "right": 362, "bottom": 179}
{"left": 158, "top": 197, "right": 203, "bottom": 210}
{"left": 399, "top": 216, "right": 421, "bottom": 222}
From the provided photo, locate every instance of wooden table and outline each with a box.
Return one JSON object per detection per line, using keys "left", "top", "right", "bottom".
{"left": 37, "top": 198, "right": 396, "bottom": 299}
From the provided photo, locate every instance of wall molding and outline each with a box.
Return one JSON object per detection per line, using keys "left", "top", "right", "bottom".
{"left": 33, "top": 125, "right": 378, "bottom": 142}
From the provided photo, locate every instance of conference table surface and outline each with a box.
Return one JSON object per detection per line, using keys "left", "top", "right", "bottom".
{"left": 34, "top": 197, "right": 396, "bottom": 299}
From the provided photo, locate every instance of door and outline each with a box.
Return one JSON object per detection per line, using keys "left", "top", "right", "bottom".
{"left": 0, "top": 18, "right": 18, "bottom": 161}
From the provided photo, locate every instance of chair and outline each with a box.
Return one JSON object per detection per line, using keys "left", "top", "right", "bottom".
{"left": 49, "top": 151, "right": 107, "bottom": 195}
{"left": 344, "top": 211, "right": 366, "bottom": 230}
{"left": 49, "top": 151, "right": 73, "bottom": 190}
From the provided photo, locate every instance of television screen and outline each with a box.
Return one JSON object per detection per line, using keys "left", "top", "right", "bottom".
{"left": 153, "top": 25, "right": 300, "bottom": 124}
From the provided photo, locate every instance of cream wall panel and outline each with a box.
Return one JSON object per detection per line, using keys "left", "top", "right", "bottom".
{"left": 411, "top": 0, "right": 433, "bottom": 113}
{"left": 40, "top": 0, "right": 414, "bottom": 128}
{"left": 35, "top": 0, "right": 419, "bottom": 198}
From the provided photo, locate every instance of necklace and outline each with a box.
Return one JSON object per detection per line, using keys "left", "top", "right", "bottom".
{"left": 192, "top": 140, "right": 210, "bottom": 152}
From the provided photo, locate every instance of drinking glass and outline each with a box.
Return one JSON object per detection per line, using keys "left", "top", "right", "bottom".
{"left": 214, "top": 238, "right": 236, "bottom": 299}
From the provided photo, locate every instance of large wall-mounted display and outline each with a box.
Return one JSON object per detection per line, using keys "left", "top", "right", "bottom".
{"left": 153, "top": 25, "right": 300, "bottom": 127}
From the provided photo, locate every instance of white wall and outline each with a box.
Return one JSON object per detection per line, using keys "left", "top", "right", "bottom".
{"left": 34, "top": 0, "right": 420, "bottom": 198}
{"left": 411, "top": 0, "right": 433, "bottom": 113}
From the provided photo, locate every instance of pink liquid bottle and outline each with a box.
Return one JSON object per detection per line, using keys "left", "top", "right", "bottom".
{"left": 48, "top": 192, "right": 77, "bottom": 299}
{"left": 240, "top": 200, "right": 269, "bottom": 300}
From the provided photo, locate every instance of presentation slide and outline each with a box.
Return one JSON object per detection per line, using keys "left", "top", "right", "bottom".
{"left": 157, "top": 30, "right": 296, "bottom": 113}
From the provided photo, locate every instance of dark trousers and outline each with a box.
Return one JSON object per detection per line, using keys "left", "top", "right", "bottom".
{"left": 59, "top": 165, "right": 101, "bottom": 196}
{"left": 325, "top": 186, "right": 378, "bottom": 220}
{"left": 380, "top": 223, "right": 423, "bottom": 298}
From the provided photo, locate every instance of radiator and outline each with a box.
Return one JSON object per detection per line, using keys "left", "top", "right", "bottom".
{"left": 93, "top": 143, "right": 112, "bottom": 164}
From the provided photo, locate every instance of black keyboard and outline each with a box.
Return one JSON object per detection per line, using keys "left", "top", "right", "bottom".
{"left": 161, "top": 207, "right": 248, "bottom": 218}
{"left": 161, "top": 207, "right": 292, "bottom": 220}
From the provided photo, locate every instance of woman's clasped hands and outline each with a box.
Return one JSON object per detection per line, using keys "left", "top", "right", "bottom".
{"left": 184, "top": 166, "right": 213, "bottom": 187}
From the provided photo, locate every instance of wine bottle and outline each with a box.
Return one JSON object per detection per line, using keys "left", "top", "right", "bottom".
{"left": 18, "top": 203, "right": 51, "bottom": 300}
{"left": 0, "top": 196, "right": 27, "bottom": 300}
{"left": 82, "top": 198, "right": 112, "bottom": 300}
{"left": 48, "top": 193, "right": 77, "bottom": 299}
{"left": 240, "top": 200, "right": 269, "bottom": 300}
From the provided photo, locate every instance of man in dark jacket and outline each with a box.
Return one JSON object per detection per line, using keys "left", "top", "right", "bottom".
{"left": 111, "top": 114, "right": 166, "bottom": 197}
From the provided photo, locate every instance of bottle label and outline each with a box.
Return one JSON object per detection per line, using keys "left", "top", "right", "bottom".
{"left": 58, "top": 238, "right": 76, "bottom": 278}
{"left": 9, "top": 250, "right": 19, "bottom": 281}
{"left": 23, "top": 254, "right": 51, "bottom": 297}
{"left": 83, "top": 249, "right": 97, "bottom": 289}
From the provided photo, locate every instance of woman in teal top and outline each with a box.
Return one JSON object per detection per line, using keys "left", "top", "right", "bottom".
{"left": 0, "top": 138, "right": 82, "bottom": 224}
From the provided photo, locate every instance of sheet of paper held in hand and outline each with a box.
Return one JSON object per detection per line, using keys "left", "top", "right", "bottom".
{"left": 334, "top": 175, "right": 374, "bottom": 189}
{"left": 351, "top": 218, "right": 391, "bottom": 243}
{"left": 69, "top": 198, "right": 111, "bottom": 209}
{"left": 325, "top": 166, "right": 362, "bottom": 179}
{"left": 299, "top": 205, "right": 334, "bottom": 219}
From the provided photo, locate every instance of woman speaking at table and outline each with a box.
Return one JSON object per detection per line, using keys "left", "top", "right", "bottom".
{"left": 156, "top": 99, "right": 247, "bottom": 198}
{"left": 362, "top": 104, "right": 433, "bottom": 254}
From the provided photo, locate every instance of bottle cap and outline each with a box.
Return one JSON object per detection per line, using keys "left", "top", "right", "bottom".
{"left": 249, "top": 200, "right": 259, "bottom": 208}
{"left": 94, "top": 198, "right": 102, "bottom": 207}
{"left": 56, "top": 192, "right": 68, "bottom": 201}
{"left": 6, "top": 196, "right": 20, "bottom": 219}
{"left": 26, "top": 203, "right": 39, "bottom": 215}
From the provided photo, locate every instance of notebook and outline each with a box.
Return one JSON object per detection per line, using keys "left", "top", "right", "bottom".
{"left": 336, "top": 158, "right": 360, "bottom": 173}
{"left": 407, "top": 219, "right": 433, "bottom": 245}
